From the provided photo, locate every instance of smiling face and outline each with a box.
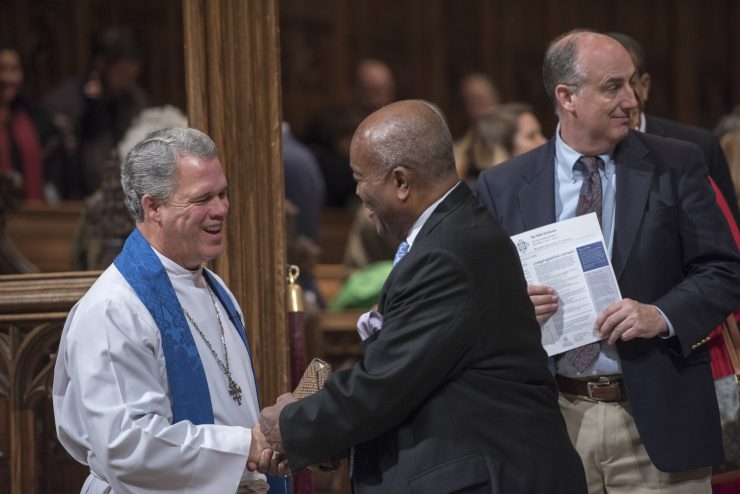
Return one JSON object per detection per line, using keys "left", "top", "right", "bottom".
{"left": 350, "top": 138, "right": 402, "bottom": 240}
{"left": 146, "top": 154, "right": 229, "bottom": 269}
{"left": 348, "top": 99, "right": 457, "bottom": 243}
{"left": 558, "top": 35, "right": 638, "bottom": 155}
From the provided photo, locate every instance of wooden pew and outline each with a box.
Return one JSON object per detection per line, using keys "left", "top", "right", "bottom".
{"left": 5, "top": 201, "right": 85, "bottom": 273}
{"left": 313, "top": 309, "right": 365, "bottom": 369}
{"left": 314, "top": 263, "right": 347, "bottom": 306}
{"left": 319, "top": 207, "right": 353, "bottom": 264}
{"left": 309, "top": 264, "right": 363, "bottom": 368}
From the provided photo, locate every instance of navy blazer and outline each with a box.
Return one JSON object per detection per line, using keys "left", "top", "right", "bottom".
{"left": 645, "top": 114, "right": 740, "bottom": 225}
{"left": 477, "top": 130, "right": 740, "bottom": 472}
{"left": 281, "top": 184, "right": 587, "bottom": 493}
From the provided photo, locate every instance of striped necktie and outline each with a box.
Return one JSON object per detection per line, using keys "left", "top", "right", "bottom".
{"left": 564, "top": 156, "right": 603, "bottom": 372}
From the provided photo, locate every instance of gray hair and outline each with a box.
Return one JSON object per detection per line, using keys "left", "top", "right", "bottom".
{"left": 121, "top": 127, "right": 217, "bottom": 222}
{"left": 364, "top": 100, "right": 455, "bottom": 182}
{"left": 543, "top": 29, "right": 593, "bottom": 111}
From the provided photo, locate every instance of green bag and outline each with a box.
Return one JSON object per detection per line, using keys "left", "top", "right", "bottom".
{"left": 330, "top": 261, "right": 393, "bottom": 310}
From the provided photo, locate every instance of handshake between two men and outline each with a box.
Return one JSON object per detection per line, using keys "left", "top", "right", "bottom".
{"left": 247, "top": 393, "right": 299, "bottom": 478}
{"left": 246, "top": 310, "right": 383, "bottom": 479}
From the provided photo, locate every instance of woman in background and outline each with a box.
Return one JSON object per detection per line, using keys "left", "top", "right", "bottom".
{"left": 0, "top": 42, "right": 56, "bottom": 200}
{"left": 457, "top": 102, "right": 546, "bottom": 186}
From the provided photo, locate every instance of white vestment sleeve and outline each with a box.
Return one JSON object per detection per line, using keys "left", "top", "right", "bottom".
{"left": 53, "top": 271, "right": 253, "bottom": 494}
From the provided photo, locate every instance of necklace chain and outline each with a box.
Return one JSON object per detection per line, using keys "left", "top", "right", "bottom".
{"left": 182, "top": 287, "right": 243, "bottom": 406}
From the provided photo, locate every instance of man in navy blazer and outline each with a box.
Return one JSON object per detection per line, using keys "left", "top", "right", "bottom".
{"left": 256, "top": 100, "right": 587, "bottom": 493}
{"left": 477, "top": 30, "right": 740, "bottom": 493}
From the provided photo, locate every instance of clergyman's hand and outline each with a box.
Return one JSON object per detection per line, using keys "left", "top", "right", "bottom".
{"left": 528, "top": 284, "right": 559, "bottom": 325}
{"left": 247, "top": 425, "right": 292, "bottom": 476}
{"left": 259, "top": 392, "right": 298, "bottom": 454}
{"left": 247, "top": 425, "right": 273, "bottom": 473}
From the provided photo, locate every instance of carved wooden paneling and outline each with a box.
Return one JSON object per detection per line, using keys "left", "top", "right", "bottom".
{"left": 0, "top": 272, "right": 98, "bottom": 494}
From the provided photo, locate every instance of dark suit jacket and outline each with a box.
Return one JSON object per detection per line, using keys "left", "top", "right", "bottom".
{"left": 646, "top": 114, "right": 740, "bottom": 225}
{"left": 477, "top": 130, "right": 740, "bottom": 472}
{"left": 281, "top": 184, "right": 587, "bottom": 493}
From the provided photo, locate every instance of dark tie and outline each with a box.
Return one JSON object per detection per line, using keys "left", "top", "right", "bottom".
{"left": 575, "top": 155, "right": 603, "bottom": 225}
{"left": 565, "top": 156, "right": 604, "bottom": 372}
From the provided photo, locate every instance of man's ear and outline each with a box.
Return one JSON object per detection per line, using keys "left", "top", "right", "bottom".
{"left": 141, "top": 194, "right": 162, "bottom": 223}
{"left": 392, "top": 166, "right": 410, "bottom": 201}
{"left": 555, "top": 84, "right": 576, "bottom": 115}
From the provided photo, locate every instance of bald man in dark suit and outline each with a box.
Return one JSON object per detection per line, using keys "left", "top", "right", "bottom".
{"left": 256, "top": 100, "right": 587, "bottom": 493}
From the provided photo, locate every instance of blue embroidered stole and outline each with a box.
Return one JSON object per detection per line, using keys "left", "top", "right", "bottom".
{"left": 114, "top": 228, "right": 256, "bottom": 423}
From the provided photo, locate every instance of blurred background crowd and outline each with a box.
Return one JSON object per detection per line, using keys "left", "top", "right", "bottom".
{"left": 0, "top": 0, "right": 738, "bottom": 282}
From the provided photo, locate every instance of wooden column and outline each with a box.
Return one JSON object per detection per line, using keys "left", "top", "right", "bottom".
{"left": 182, "top": 0, "right": 289, "bottom": 405}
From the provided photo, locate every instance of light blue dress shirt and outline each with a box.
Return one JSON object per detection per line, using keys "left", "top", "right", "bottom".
{"left": 553, "top": 127, "right": 621, "bottom": 377}
{"left": 552, "top": 127, "right": 674, "bottom": 377}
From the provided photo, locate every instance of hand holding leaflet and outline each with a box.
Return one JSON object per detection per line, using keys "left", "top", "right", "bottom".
{"left": 510, "top": 213, "right": 622, "bottom": 356}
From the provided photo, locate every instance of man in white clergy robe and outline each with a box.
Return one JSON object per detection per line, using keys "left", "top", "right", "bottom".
{"left": 52, "top": 127, "right": 287, "bottom": 494}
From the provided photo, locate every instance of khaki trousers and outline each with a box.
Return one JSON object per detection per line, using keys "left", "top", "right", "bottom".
{"left": 558, "top": 392, "right": 711, "bottom": 494}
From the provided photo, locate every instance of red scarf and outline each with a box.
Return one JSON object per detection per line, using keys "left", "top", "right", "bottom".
{"left": 707, "top": 176, "right": 740, "bottom": 380}
{"left": 0, "top": 108, "right": 44, "bottom": 199}
{"left": 708, "top": 177, "right": 740, "bottom": 494}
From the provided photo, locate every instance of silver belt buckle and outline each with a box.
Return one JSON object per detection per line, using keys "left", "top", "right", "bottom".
{"left": 586, "top": 376, "right": 615, "bottom": 400}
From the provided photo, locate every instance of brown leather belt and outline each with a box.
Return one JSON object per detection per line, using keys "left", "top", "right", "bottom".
{"left": 556, "top": 375, "right": 626, "bottom": 402}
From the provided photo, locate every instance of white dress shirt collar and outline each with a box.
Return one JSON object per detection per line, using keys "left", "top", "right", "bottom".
{"left": 405, "top": 181, "right": 462, "bottom": 249}
{"left": 638, "top": 112, "right": 647, "bottom": 133}
{"left": 152, "top": 247, "right": 207, "bottom": 288}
